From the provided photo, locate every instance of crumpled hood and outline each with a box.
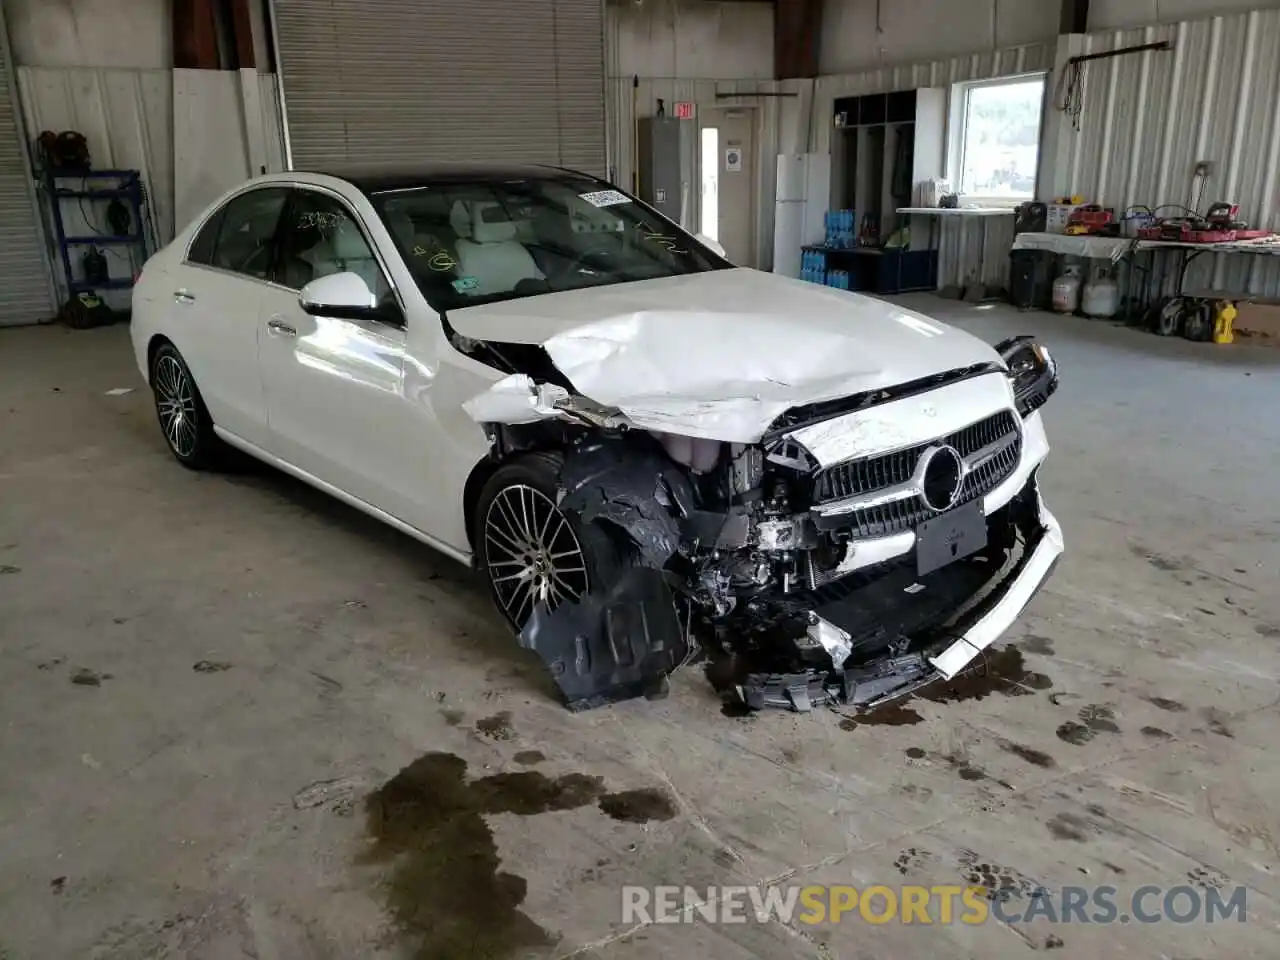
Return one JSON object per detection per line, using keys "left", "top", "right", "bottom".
{"left": 452, "top": 268, "right": 1005, "bottom": 442}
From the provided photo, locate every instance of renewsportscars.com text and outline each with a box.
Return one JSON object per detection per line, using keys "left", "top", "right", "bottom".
{"left": 621, "top": 884, "right": 1247, "bottom": 926}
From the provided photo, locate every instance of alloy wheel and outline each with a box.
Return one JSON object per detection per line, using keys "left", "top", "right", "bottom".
{"left": 154, "top": 354, "right": 199, "bottom": 458}
{"left": 483, "top": 483, "right": 589, "bottom": 626}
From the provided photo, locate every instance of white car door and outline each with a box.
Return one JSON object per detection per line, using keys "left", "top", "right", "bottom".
{"left": 168, "top": 186, "right": 289, "bottom": 447}
{"left": 256, "top": 186, "right": 419, "bottom": 520}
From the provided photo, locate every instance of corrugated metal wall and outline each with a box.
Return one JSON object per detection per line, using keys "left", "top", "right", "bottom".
{"left": 810, "top": 42, "right": 1054, "bottom": 289}
{"left": 0, "top": 17, "right": 54, "bottom": 326}
{"left": 1062, "top": 9, "right": 1280, "bottom": 298}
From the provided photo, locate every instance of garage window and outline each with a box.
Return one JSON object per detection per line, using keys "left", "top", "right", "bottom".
{"left": 950, "top": 75, "right": 1045, "bottom": 203}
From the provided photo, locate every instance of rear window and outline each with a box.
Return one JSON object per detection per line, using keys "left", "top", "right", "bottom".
{"left": 371, "top": 176, "right": 728, "bottom": 310}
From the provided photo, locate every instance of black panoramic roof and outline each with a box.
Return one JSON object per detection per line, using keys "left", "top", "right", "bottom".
{"left": 321, "top": 163, "right": 603, "bottom": 195}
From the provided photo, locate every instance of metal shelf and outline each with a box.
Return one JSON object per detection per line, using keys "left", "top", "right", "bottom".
{"left": 41, "top": 167, "right": 149, "bottom": 299}
{"left": 64, "top": 235, "right": 143, "bottom": 246}
{"left": 56, "top": 189, "right": 136, "bottom": 200}
{"left": 69, "top": 278, "right": 135, "bottom": 292}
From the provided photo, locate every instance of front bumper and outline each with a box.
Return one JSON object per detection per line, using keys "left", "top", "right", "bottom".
{"left": 739, "top": 476, "right": 1062, "bottom": 712}
{"left": 928, "top": 491, "right": 1062, "bottom": 679}
{"left": 823, "top": 481, "right": 1061, "bottom": 710}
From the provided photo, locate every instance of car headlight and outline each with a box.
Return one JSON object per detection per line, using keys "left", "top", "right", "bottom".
{"left": 995, "top": 336, "right": 1058, "bottom": 417}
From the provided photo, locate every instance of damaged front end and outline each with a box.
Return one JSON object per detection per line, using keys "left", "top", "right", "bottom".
{"left": 467, "top": 341, "right": 1063, "bottom": 714}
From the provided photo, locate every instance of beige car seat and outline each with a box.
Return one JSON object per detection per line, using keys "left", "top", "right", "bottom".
{"left": 448, "top": 200, "right": 543, "bottom": 296}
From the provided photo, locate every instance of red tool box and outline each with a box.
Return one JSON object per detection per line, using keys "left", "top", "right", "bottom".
{"left": 1138, "top": 219, "right": 1236, "bottom": 243}
{"left": 1064, "top": 204, "right": 1114, "bottom": 235}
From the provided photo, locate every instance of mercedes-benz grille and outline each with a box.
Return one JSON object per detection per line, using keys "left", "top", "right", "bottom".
{"left": 812, "top": 410, "right": 1022, "bottom": 538}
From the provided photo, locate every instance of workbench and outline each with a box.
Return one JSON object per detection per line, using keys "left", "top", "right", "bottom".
{"left": 897, "top": 206, "right": 1015, "bottom": 299}
{"left": 1134, "top": 235, "right": 1280, "bottom": 296}
{"left": 1011, "top": 231, "right": 1134, "bottom": 261}
{"left": 1010, "top": 231, "right": 1280, "bottom": 311}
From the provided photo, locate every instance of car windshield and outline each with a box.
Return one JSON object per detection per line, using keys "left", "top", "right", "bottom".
{"left": 370, "top": 174, "right": 728, "bottom": 310}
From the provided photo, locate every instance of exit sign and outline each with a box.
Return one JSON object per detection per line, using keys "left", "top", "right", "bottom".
{"left": 674, "top": 101, "right": 695, "bottom": 120}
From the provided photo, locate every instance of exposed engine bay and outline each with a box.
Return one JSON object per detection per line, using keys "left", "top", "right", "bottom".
{"left": 463, "top": 329, "right": 1063, "bottom": 713}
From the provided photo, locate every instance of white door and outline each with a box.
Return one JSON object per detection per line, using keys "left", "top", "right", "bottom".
{"left": 700, "top": 109, "right": 756, "bottom": 267}
{"left": 256, "top": 187, "right": 416, "bottom": 520}
{"left": 170, "top": 187, "right": 289, "bottom": 446}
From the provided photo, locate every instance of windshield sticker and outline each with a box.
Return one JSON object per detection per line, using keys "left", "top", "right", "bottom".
{"left": 635, "top": 227, "right": 687, "bottom": 254}
{"left": 299, "top": 210, "right": 345, "bottom": 234}
{"left": 414, "top": 248, "right": 457, "bottom": 272}
{"left": 580, "top": 189, "right": 632, "bottom": 208}
{"left": 452, "top": 276, "right": 480, "bottom": 293}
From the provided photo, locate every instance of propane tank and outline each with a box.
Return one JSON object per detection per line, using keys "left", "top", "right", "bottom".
{"left": 1052, "top": 266, "right": 1082, "bottom": 314}
{"left": 1082, "top": 273, "right": 1119, "bottom": 318}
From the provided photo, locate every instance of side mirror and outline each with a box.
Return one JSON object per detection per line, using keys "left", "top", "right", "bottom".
{"left": 696, "top": 233, "right": 728, "bottom": 260}
{"left": 298, "top": 271, "right": 377, "bottom": 319}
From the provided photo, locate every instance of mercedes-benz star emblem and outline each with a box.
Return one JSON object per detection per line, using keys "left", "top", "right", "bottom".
{"left": 917, "top": 444, "right": 964, "bottom": 512}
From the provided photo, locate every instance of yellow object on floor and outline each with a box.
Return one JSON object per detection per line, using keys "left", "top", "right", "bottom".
{"left": 1213, "top": 300, "right": 1236, "bottom": 344}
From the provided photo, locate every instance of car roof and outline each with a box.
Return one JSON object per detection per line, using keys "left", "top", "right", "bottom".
{"left": 315, "top": 164, "right": 604, "bottom": 195}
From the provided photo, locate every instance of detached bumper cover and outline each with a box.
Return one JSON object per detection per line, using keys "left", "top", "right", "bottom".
{"left": 928, "top": 494, "right": 1062, "bottom": 679}
{"left": 837, "top": 484, "right": 1061, "bottom": 709}
{"left": 741, "top": 479, "right": 1063, "bottom": 711}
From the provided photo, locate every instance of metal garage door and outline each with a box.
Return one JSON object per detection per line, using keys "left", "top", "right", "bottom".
{"left": 0, "top": 13, "right": 53, "bottom": 326}
{"left": 272, "top": 0, "right": 606, "bottom": 176}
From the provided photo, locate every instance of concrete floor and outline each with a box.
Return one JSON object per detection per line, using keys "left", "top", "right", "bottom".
{"left": 2, "top": 297, "right": 1279, "bottom": 960}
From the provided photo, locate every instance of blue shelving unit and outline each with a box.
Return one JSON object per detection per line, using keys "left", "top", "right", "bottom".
{"left": 41, "top": 168, "right": 149, "bottom": 297}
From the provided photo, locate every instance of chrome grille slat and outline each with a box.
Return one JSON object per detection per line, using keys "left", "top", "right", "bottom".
{"left": 812, "top": 411, "right": 1022, "bottom": 540}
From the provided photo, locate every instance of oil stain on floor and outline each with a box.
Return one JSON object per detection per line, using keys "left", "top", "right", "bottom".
{"left": 999, "top": 740, "right": 1056, "bottom": 768}
{"left": 598, "top": 789, "right": 678, "bottom": 823}
{"left": 840, "top": 703, "right": 925, "bottom": 730}
{"left": 361, "top": 752, "right": 605, "bottom": 958}
{"left": 918, "top": 648, "right": 1052, "bottom": 703}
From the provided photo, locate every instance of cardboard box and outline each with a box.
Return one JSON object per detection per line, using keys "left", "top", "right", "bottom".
{"left": 1046, "top": 204, "right": 1078, "bottom": 234}
{"left": 1234, "top": 300, "right": 1280, "bottom": 345}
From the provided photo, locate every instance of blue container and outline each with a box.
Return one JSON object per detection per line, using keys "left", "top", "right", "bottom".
{"left": 840, "top": 210, "right": 856, "bottom": 249}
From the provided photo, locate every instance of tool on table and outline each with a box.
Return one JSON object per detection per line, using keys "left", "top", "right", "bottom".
{"left": 1014, "top": 201, "right": 1047, "bottom": 234}
{"left": 1064, "top": 204, "right": 1114, "bottom": 235}
{"left": 1205, "top": 201, "right": 1271, "bottom": 239}
{"left": 1136, "top": 200, "right": 1274, "bottom": 243}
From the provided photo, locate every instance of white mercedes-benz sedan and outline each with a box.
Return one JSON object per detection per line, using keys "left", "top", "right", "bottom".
{"left": 131, "top": 165, "right": 1063, "bottom": 712}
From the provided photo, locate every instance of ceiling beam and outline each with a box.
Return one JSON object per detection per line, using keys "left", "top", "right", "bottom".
{"left": 774, "top": 0, "right": 822, "bottom": 80}
{"left": 1060, "top": 0, "right": 1089, "bottom": 33}
{"left": 173, "top": 0, "right": 219, "bottom": 69}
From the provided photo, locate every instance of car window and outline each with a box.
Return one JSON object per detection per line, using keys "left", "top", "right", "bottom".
{"left": 371, "top": 175, "right": 728, "bottom": 311}
{"left": 276, "top": 190, "right": 392, "bottom": 305}
{"left": 209, "top": 188, "right": 288, "bottom": 280}
{"left": 187, "top": 206, "right": 225, "bottom": 265}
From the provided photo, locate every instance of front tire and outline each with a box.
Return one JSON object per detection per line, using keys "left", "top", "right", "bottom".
{"left": 150, "top": 343, "right": 222, "bottom": 469}
{"left": 474, "top": 452, "right": 621, "bottom": 633}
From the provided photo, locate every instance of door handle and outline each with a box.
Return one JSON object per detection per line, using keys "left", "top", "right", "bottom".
{"left": 266, "top": 317, "right": 296, "bottom": 337}
{"left": 174, "top": 290, "right": 195, "bottom": 304}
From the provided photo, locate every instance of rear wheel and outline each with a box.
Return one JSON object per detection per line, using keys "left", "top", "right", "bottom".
{"left": 150, "top": 342, "right": 222, "bottom": 469}
{"left": 475, "top": 453, "right": 622, "bottom": 633}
